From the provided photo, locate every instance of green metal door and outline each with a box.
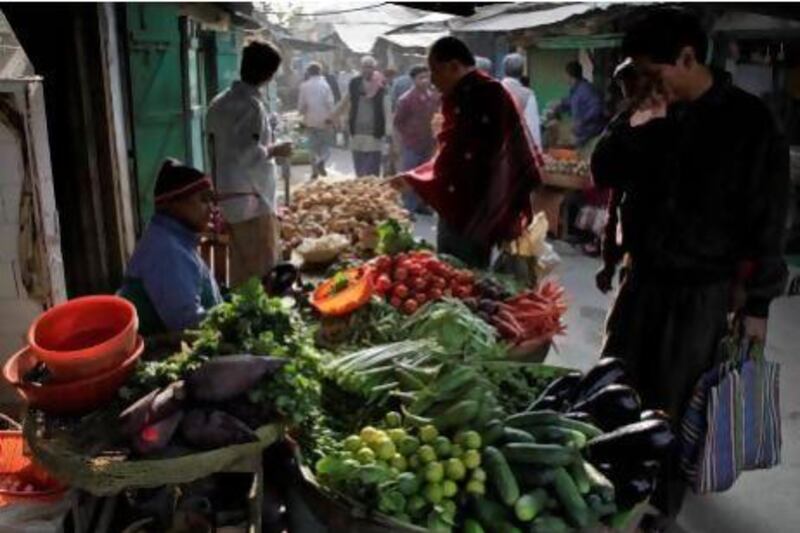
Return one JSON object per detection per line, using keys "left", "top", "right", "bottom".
{"left": 527, "top": 47, "right": 577, "bottom": 115}
{"left": 213, "top": 31, "right": 241, "bottom": 96}
{"left": 127, "top": 3, "right": 186, "bottom": 225}
{"left": 181, "top": 17, "right": 207, "bottom": 171}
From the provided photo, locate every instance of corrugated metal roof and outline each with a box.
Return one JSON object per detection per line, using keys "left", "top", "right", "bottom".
{"left": 454, "top": 3, "right": 612, "bottom": 32}
{"left": 378, "top": 31, "right": 449, "bottom": 50}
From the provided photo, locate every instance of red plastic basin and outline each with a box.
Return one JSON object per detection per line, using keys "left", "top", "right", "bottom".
{"left": 28, "top": 295, "right": 138, "bottom": 382}
{"left": 0, "top": 431, "right": 66, "bottom": 507}
{"left": 2, "top": 336, "right": 144, "bottom": 415}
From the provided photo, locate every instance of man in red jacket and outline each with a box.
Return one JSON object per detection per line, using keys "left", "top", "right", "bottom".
{"left": 393, "top": 37, "right": 542, "bottom": 268}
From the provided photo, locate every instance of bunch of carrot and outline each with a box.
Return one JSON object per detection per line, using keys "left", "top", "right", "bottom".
{"left": 488, "top": 281, "right": 567, "bottom": 346}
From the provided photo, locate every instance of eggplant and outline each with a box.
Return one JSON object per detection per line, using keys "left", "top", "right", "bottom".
{"left": 536, "top": 371, "right": 583, "bottom": 407}
{"left": 119, "top": 381, "right": 187, "bottom": 437}
{"left": 587, "top": 419, "right": 675, "bottom": 466}
{"left": 572, "top": 358, "right": 627, "bottom": 403}
{"left": 571, "top": 384, "right": 642, "bottom": 431}
{"left": 186, "top": 355, "right": 287, "bottom": 402}
{"left": 181, "top": 409, "right": 258, "bottom": 450}
{"left": 562, "top": 411, "right": 598, "bottom": 426}
{"left": 527, "top": 394, "right": 564, "bottom": 412}
{"left": 263, "top": 263, "right": 299, "bottom": 296}
{"left": 133, "top": 410, "right": 184, "bottom": 455}
{"left": 616, "top": 474, "right": 657, "bottom": 509}
{"left": 640, "top": 409, "right": 670, "bottom": 422}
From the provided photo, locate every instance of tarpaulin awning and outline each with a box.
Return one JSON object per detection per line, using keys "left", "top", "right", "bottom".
{"left": 332, "top": 22, "right": 398, "bottom": 53}
{"left": 377, "top": 31, "right": 449, "bottom": 50}
{"left": 454, "top": 3, "right": 612, "bottom": 32}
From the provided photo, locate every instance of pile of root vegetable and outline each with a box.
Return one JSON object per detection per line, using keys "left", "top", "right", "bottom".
{"left": 280, "top": 177, "right": 411, "bottom": 257}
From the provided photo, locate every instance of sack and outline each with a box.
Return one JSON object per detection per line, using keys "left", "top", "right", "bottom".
{"left": 679, "top": 330, "right": 782, "bottom": 494}
{"left": 493, "top": 213, "right": 550, "bottom": 286}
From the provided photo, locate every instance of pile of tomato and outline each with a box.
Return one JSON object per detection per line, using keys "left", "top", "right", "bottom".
{"left": 368, "top": 250, "right": 477, "bottom": 314}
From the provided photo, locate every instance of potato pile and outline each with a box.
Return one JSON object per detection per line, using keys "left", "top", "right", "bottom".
{"left": 281, "top": 177, "right": 410, "bottom": 256}
{"left": 542, "top": 155, "right": 590, "bottom": 177}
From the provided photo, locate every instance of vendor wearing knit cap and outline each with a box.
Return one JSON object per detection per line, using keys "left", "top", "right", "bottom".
{"left": 119, "top": 159, "right": 222, "bottom": 335}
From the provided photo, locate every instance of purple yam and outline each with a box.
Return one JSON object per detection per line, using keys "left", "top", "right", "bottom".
{"left": 181, "top": 409, "right": 258, "bottom": 450}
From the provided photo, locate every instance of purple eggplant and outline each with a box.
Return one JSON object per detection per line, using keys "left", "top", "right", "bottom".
{"left": 181, "top": 409, "right": 258, "bottom": 450}
{"left": 186, "top": 355, "right": 287, "bottom": 403}
{"left": 571, "top": 384, "right": 642, "bottom": 431}
{"left": 587, "top": 419, "right": 675, "bottom": 466}
{"left": 133, "top": 410, "right": 184, "bottom": 455}
{"left": 119, "top": 381, "right": 187, "bottom": 437}
{"left": 573, "top": 358, "right": 627, "bottom": 403}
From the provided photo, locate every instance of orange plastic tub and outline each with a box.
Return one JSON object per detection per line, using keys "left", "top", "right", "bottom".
{"left": 0, "top": 431, "right": 66, "bottom": 507}
{"left": 3, "top": 336, "right": 144, "bottom": 415}
{"left": 28, "top": 295, "right": 138, "bottom": 382}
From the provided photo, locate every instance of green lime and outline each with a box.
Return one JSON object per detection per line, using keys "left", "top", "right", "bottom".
{"left": 445, "top": 458, "right": 466, "bottom": 481}
{"left": 408, "top": 454, "right": 421, "bottom": 470}
{"left": 462, "top": 431, "right": 482, "bottom": 450}
{"left": 391, "top": 453, "right": 408, "bottom": 472}
{"left": 360, "top": 426, "right": 380, "bottom": 444}
{"left": 398, "top": 435, "right": 421, "bottom": 456}
{"left": 385, "top": 411, "right": 403, "bottom": 428}
{"left": 449, "top": 444, "right": 464, "bottom": 459}
{"left": 424, "top": 461, "right": 444, "bottom": 483}
{"left": 433, "top": 436, "right": 452, "bottom": 458}
{"left": 418, "top": 444, "right": 437, "bottom": 464}
{"left": 465, "top": 480, "right": 485, "bottom": 495}
{"left": 356, "top": 447, "right": 375, "bottom": 464}
{"left": 344, "top": 435, "right": 362, "bottom": 452}
{"left": 463, "top": 449, "right": 481, "bottom": 469}
{"left": 471, "top": 467, "right": 487, "bottom": 483}
{"left": 397, "top": 472, "right": 419, "bottom": 496}
{"left": 419, "top": 424, "right": 439, "bottom": 444}
{"left": 376, "top": 438, "right": 397, "bottom": 461}
{"left": 407, "top": 495, "right": 427, "bottom": 517}
{"left": 388, "top": 428, "right": 407, "bottom": 443}
{"left": 442, "top": 480, "right": 458, "bottom": 498}
{"left": 423, "top": 482, "right": 443, "bottom": 504}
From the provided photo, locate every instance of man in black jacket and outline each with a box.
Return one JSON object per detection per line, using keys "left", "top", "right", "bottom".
{"left": 334, "top": 55, "right": 389, "bottom": 176}
{"left": 591, "top": 8, "right": 789, "bottom": 528}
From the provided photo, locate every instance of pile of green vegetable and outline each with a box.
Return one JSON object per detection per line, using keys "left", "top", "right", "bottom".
{"left": 128, "top": 279, "right": 324, "bottom": 429}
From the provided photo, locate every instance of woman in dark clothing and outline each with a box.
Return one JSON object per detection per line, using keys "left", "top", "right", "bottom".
{"left": 592, "top": 8, "right": 789, "bottom": 529}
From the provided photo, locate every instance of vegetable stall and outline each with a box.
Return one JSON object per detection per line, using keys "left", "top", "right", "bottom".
{"left": 1, "top": 211, "right": 672, "bottom": 531}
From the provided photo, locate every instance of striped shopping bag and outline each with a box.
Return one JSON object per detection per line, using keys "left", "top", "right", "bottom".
{"left": 679, "top": 334, "right": 781, "bottom": 494}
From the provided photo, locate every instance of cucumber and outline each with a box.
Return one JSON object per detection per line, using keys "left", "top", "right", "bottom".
{"left": 505, "top": 410, "right": 561, "bottom": 428}
{"left": 583, "top": 461, "right": 615, "bottom": 503}
{"left": 473, "top": 497, "right": 510, "bottom": 530}
{"left": 501, "top": 427, "right": 537, "bottom": 444}
{"left": 530, "top": 515, "right": 573, "bottom": 533}
{"left": 483, "top": 420, "right": 505, "bottom": 446}
{"left": 484, "top": 446, "right": 520, "bottom": 506}
{"left": 501, "top": 443, "right": 577, "bottom": 467}
{"left": 552, "top": 467, "right": 591, "bottom": 528}
{"left": 526, "top": 426, "right": 586, "bottom": 448}
{"left": 474, "top": 391, "right": 498, "bottom": 429}
{"left": 432, "top": 399, "right": 479, "bottom": 431}
{"left": 463, "top": 519, "right": 485, "bottom": 533}
{"left": 401, "top": 405, "right": 433, "bottom": 427}
{"left": 516, "top": 467, "right": 558, "bottom": 487}
{"left": 554, "top": 416, "right": 603, "bottom": 439}
{"left": 514, "top": 488, "right": 548, "bottom": 522}
{"left": 569, "top": 461, "right": 591, "bottom": 495}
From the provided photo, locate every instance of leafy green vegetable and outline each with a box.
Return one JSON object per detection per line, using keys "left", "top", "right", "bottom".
{"left": 330, "top": 271, "right": 350, "bottom": 295}
{"left": 402, "top": 299, "right": 506, "bottom": 361}
{"left": 376, "top": 219, "right": 415, "bottom": 255}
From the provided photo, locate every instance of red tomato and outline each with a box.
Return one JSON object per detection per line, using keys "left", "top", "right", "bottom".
{"left": 408, "top": 264, "right": 424, "bottom": 278}
{"left": 394, "top": 284, "right": 410, "bottom": 299}
{"left": 429, "top": 287, "right": 443, "bottom": 300}
{"left": 415, "top": 292, "right": 428, "bottom": 305}
{"left": 412, "top": 277, "right": 428, "bottom": 291}
{"left": 452, "top": 285, "right": 470, "bottom": 299}
{"left": 394, "top": 267, "right": 409, "bottom": 281}
{"left": 432, "top": 276, "right": 447, "bottom": 289}
{"left": 403, "top": 299, "right": 419, "bottom": 314}
{"left": 376, "top": 256, "right": 392, "bottom": 272}
{"left": 458, "top": 271, "right": 475, "bottom": 284}
{"left": 375, "top": 275, "right": 392, "bottom": 294}
{"left": 390, "top": 296, "right": 402, "bottom": 308}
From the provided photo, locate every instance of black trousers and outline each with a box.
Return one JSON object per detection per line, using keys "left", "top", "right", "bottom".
{"left": 602, "top": 270, "right": 730, "bottom": 518}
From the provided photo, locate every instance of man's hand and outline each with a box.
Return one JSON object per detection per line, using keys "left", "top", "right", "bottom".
{"left": 743, "top": 316, "right": 768, "bottom": 342}
{"left": 269, "top": 141, "right": 293, "bottom": 158}
{"left": 595, "top": 266, "right": 615, "bottom": 294}
{"left": 629, "top": 92, "right": 667, "bottom": 128}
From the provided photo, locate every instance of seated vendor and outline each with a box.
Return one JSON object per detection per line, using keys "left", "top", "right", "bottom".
{"left": 119, "top": 159, "right": 222, "bottom": 336}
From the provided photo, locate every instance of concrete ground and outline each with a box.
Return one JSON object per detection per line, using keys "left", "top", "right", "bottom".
{"left": 292, "top": 148, "right": 800, "bottom": 532}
